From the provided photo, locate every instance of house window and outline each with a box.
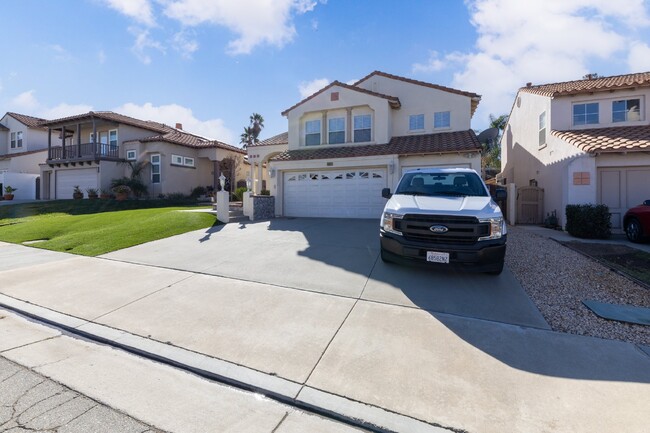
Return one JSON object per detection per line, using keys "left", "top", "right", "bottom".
{"left": 89, "top": 133, "right": 95, "bottom": 143}
{"left": 109, "top": 129, "right": 118, "bottom": 147}
{"left": 171, "top": 154, "right": 183, "bottom": 165}
{"left": 328, "top": 117, "right": 345, "bottom": 144}
{"left": 612, "top": 99, "right": 641, "bottom": 123}
{"left": 305, "top": 119, "right": 321, "bottom": 146}
{"left": 573, "top": 103, "right": 599, "bottom": 126}
{"left": 409, "top": 114, "right": 424, "bottom": 131}
{"left": 10, "top": 132, "right": 16, "bottom": 149}
{"left": 434, "top": 111, "right": 451, "bottom": 129}
{"left": 539, "top": 111, "right": 547, "bottom": 147}
{"left": 151, "top": 154, "right": 161, "bottom": 184}
{"left": 184, "top": 157, "right": 195, "bottom": 167}
{"left": 126, "top": 150, "right": 137, "bottom": 160}
{"left": 354, "top": 115, "right": 371, "bottom": 142}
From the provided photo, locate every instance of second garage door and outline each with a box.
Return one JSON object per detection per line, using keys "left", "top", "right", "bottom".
{"left": 599, "top": 166, "right": 650, "bottom": 230}
{"left": 283, "top": 169, "right": 387, "bottom": 218}
{"left": 56, "top": 168, "right": 99, "bottom": 199}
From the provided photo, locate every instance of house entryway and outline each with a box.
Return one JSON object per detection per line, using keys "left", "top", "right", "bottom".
{"left": 283, "top": 169, "right": 387, "bottom": 218}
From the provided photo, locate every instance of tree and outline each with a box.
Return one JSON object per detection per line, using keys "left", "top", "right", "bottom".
{"left": 239, "top": 113, "right": 265, "bottom": 148}
{"left": 480, "top": 114, "right": 509, "bottom": 173}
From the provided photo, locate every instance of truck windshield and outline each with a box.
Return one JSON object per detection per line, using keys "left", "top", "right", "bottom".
{"left": 395, "top": 172, "right": 489, "bottom": 197}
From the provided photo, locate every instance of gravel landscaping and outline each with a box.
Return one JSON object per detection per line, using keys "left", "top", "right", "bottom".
{"left": 505, "top": 226, "right": 650, "bottom": 347}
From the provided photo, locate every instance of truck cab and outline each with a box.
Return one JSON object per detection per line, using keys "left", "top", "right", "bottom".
{"left": 380, "top": 168, "right": 507, "bottom": 275}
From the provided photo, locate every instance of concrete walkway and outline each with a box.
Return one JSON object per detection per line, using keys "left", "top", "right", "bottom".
{"left": 518, "top": 224, "right": 650, "bottom": 253}
{"left": 0, "top": 227, "right": 649, "bottom": 432}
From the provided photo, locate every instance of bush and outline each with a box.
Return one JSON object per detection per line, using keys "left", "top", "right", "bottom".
{"left": 110, "top": 177, "right": 148, "bottom": 198}
{"left": 233, "top": 186, "right": 248, "bottom": 201}
{"left": 565, "top": 204, "right": 611, "bottom": 239}
{"left": 260, "top": 189, "right": 270, "bottom": 196}
{"left": 190, "top": 186, "right": 207, "bottom": 198}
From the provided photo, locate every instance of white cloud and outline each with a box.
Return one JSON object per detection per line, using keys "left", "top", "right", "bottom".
{"left": 628, "top": 41, "right": 650, "bottom": 71}
{"left": 129, "top": 27, "right": 165, "bottom": 64}
{"left": 162, "top": 0, "right": 320, "bottom": 54}
{"left": 298, "top": 78, "right": 330, "bottom": 98}
{"left": 9, "top": 90, "right": 92, "bottom": 119}
{"left": 414, "top": 0, "right": 650, "bottom": 128}
{"left": 98, "top": 50, "right": 107, "bottom": 64}
{"left": 49, "top": 44, "right": 72, "bottom": 61}
{"left": 412, "top": 51, "right": 447, "bottom": 74}
{"left": 114, "top": 102, "right": 235, "bottom": 143}
{"left": 172, "top": 30, "right": 199, "bottom": 59}
{"left": 103, "top": 0, "right": 155, "bottom": 26}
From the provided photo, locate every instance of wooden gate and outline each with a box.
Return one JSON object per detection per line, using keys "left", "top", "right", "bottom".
{"left": 516, "top": 186, "right": 544, "bottom": 224}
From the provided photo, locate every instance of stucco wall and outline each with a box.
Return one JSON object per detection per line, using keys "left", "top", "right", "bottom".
{"left": 0, "top": 114, "right": 49, "bottom": 156}
{"left": 4, "top": 151, "right": 48, "bottom": 174}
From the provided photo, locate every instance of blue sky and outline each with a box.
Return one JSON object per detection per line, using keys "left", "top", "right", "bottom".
{"left": 2, "top": 0, "right": 650, "bottom": 145}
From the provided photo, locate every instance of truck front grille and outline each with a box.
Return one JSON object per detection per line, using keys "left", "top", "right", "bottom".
{"left": 395, "top": 214, "right": 489, "bottom": 245}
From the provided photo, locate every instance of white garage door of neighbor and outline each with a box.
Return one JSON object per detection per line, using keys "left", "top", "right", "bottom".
{"left": 599, "top": 167, "right": 650, "bottom": 230}
{"left": 56, "top": 168, "right": 98, "bottom": 199}
{"left": 283, "top": 169, "right": 387, "bottom": 218}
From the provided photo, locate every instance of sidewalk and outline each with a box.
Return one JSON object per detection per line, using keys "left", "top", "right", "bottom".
{"left": 517, "top": 224, "right": 650, "bottom": 253}
{"left": 0, "top": 241, "right": 649, "bottom": 433}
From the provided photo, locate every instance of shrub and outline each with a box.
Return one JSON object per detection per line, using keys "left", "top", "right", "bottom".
{"left": 165, "top": 192, "right": 188, "bottom": 201}
{"left": 233, "top": 186, "right": 248, "bottom": 201}
{"left": 260, "top": 189, "right": 270, "bottom": 196}
{"left": 565, "top": 204, "right": 611, "bottom": 239}
{"left": 110, "top": 177, "right": 147, "bottom": 198}
{"left": 190, "top": 186, "right": 207, "bottom": 198}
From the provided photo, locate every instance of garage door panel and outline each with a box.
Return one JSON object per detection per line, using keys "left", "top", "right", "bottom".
{"left": 627, "top": 170, "right": 650, "bottom": 207}
{"left": 283, "top": 169, "right": 387, "bottom": 219}
{"left": 56, "top": 169, "right": 98, "bottom": 200}
{"left": 598, "top": 167, "right": 650, "bottom": 231}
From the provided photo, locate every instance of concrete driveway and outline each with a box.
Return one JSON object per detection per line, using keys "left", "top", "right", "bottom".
{"left": 1, "top": 219, "right": 649, "bottom": 433}
{"left": 102, "top": 218, "right": 548, "bottom": 328}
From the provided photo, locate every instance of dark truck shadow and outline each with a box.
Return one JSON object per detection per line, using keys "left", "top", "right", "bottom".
{"left": 262, "top": 217, "right": 650, "bottom": 384}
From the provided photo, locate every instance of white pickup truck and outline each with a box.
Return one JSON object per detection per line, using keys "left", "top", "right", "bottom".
{"left": 380, "top": 168, "right": 507, "bottom": 275}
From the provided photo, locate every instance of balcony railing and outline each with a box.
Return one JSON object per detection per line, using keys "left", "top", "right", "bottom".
{"left": 48, "top": 142, "right": 120, "bottom": 162}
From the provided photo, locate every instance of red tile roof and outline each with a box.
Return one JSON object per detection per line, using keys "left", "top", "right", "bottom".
{"left": 132, "top": 130, "right": 245, "bottom": 153}
{"left": 6, "top": 112, "right": 48, "bottom": 129}
{"left": 41, "top": 111, "right": 170, "bottom": 134}
{"left": 354, "top": 71, "right": 482, "bottom": 116}
{"left": 249, "top": 131, "right": 288, "bottom": 147}
{"left": 281, "top": 81, "right": 401, "bottom": 116}
{"left": 0, "top": 124, "right": 8, "bottom": 131}
{"left": 520, "top": 72, "right": 650, "bottom": 97}
{"left": 271, "top": 130, "right": 480, "bottom": 161}
{"left": 551, "top": 125, "right": 650, "bottom": 153}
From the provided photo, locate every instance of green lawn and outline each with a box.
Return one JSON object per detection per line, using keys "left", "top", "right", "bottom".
{"left": 0, "top": 200, "right": 218, "bottom": 256}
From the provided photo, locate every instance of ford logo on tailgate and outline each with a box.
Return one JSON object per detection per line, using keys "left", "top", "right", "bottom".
{"left": 429, "top": 225, "right": 448, "bottom": 233}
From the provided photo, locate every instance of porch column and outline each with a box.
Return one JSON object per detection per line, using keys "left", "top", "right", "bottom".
{"left": 76, "top": 123, "right": 81, "bottom": 157}
{"left": 61, "top": 127, "right": 66, "bottom": 159}
{"left": 249, "top": 162, "right": 255, "bottom": 192}
{"left": 91, "top": 116, "right": 97, "bottom": 158}
{"left": 257, "top": 162, "right": 264, "bottom": 194}
{"left": 47, "top": 128, "right": 52, "bottom": 160}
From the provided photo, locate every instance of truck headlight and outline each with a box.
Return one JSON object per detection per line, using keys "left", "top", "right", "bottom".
{"left": 382, "top": 212, "right": 403, "bottom": 235}
{"left": 478, "top": 217, "right": 506, "bottom": 240}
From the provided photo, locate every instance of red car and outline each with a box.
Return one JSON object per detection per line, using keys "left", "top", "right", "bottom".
{"left": 624, "top": 200, "right": 650, "bottom": 243}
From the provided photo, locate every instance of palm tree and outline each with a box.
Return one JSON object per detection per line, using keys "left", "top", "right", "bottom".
{"left": 481, "top": 114, "right": 509, "bottom": 173}
{"left": 240, "top": 113, "right": 265, "bottom": 149}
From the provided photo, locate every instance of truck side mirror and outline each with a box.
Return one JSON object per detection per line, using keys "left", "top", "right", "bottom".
{"left": 382, "top": 188, "right": 392, "bottom": 199}
{"left": 494, "top": 189, "right": 507, "bottom": 201}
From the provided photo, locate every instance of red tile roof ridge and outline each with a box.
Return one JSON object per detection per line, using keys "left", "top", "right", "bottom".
{"left": 353, "top": 70, "right": 481, "bottom": 99}
{"left": 520, "top": 71, "right": 650, "bottom": 97}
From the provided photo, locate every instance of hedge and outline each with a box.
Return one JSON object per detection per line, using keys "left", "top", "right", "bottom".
{"left": 565, "top": 204, "right": 611, "bottom": 239}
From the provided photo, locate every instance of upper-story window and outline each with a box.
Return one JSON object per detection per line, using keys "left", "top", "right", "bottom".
{"left": 354, "top": 115, "right": 372, "bottom": 143}
{"left": 328, "top": 117, "right": 345, "bottom": 144}
{"left": 109, "top": 129, "right": 118, "bottom": 147}
{"left": 305, "top": 119, "right": 321, "bottom": 146}
{"left": 126, "top": 150, "right": 137, "bottom": 160}
{"left": 409, "top": 114, "right": 425, "bottom": 131}
{"left": 573, "top": 102, "right": 599, "bottom": 126}
{"left": 434, "top": 111, "right": 451, "bottom": 129}
{"left": 151, "top": 154, "right": 161, "bottom": 184}
{"left": 10, "top": 131, "right": 23, "bottom": 149}
{"left": 539, "top": 111, "right": 547, "bottom": 147}
{"left": 612, "top": 99, "right": 641, "bottom": 123}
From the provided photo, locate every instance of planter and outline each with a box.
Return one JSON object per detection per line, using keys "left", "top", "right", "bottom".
{"left": 3, "top": 194, "right": 14, "bottom": 201}
{"left": 73, "top": 193, "right": 83, "bottom": 200}
{"left": 100, "top": 194, "right": 111, "bottom": 200}
{"left": 115, "top": 192, "right": 128, "bottom": 201}
{"left": 88, "top": 194, "right": 98, "bottom": 200}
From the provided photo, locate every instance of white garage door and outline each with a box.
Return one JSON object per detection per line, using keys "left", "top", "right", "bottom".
{"left": 56, "top": 168, "right": 98, "bottom": 199}
{"left": 599, "top": 167, "right": 650, "bottom": 230}
{"left": 283, "top": 169, "right": 387, "bottom": 218}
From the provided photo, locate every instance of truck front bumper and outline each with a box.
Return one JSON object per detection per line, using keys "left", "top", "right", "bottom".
{"left": 380, "top": 231, "right": 506, "bottom": 272}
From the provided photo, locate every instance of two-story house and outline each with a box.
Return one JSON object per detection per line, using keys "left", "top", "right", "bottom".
{"left": 247, "top": 71, "right": 483, "bottom": 218}
{"left": 39, "top": 111, "right": 246, "bottom": 200}
{"left": 499, "top": 72, "right": 650, "bottom": 231}
{"left": 0, "top": 112, "right": 50, "bottom": 200}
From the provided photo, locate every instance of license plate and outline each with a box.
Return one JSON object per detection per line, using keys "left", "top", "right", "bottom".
{"left": 426, "top": 251, "right": 450, "bottom": 264}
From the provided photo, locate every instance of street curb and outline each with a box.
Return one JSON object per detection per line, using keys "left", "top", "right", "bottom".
{"left": 0, "top": 294, "right": 455, "bottom": 433}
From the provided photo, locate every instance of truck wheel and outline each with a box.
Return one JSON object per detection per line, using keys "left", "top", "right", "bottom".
{"left": 486, "top": 262, "right": 504, "bottom": 275}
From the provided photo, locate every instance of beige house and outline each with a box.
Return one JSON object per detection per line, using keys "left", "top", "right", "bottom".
{"left": 248, "top": 71, "right": 483, "bottom": 218}
{"left": 499, "top": 72, "right": 650, "bottom": 231}
{"left": 0, "top": 112, "right": 50, "bottom": 200}
{"left": 39, "top": 111, "right": 245, "bottom": 200}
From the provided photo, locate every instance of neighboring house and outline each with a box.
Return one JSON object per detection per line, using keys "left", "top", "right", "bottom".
{"left": 248, "top": 71, "right": 483, "bottom": 218}
{"left": 0, "top": 112, "right": 50, "bottom": 200}
{"left": 39, "top": 111, "right": 245, "bottom": 199}
{"left": 499, "top": 72, "right": 650, "bottom": 231}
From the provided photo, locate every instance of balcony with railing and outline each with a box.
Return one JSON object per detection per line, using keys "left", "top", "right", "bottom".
{"left": 47, "top": 142, "right": 121, "bottom": 163}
